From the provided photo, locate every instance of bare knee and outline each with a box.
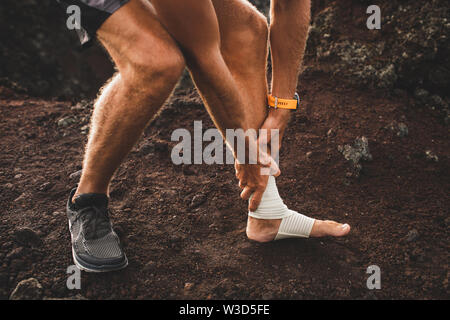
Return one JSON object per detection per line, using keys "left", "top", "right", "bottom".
{"left": 125, "top": 52, "right": 185, "bottom": 92}
{"left": 246, "top": 11, "right": 269, "bottom": 47}
{"left": 189, "top": 11, "right": 268, "bottom": 72}
{"left": 222, "top": 10, "right": 268, "bottom": 61}
{"left": 120, "top": 35, "right": 185, "bottom": 93}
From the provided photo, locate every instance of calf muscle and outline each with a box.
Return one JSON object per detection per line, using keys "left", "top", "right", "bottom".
{"left": 74, "top": 0, "right": 185, "bottom": 198}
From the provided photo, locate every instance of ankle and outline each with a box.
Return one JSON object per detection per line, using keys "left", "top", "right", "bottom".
{"left": 246, "top": 229, "right": 275, "bottom": 243}
{"left": 72, "top": 188, "right": 108, "bottom": 205}
{"left": 246, "top": 217, "right": 281, "bottom": 243}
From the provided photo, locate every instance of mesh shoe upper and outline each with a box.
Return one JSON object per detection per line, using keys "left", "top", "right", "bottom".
{"left": 67, "top": 189, "right": 126, "bottom": 265}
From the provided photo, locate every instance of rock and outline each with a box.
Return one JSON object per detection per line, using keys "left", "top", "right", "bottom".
{"left": 9, "top": 278, "right": 43, "bottom": 300}
{"left": 71, "top": 100, "right": 92, "bottom": 111}
{"left": 338, "top": 136, "right": 372, "bottom": 177}
{"left": 397, "top": 123, "right": 409, "bottom": 137}
{"left": 13, "top": 227, "right": 43, "bottom": 247}
{"left": 430, "top": 95, "right": 448, "bottom": 109}
{"left": 327, "top": 128, "right": 335, "bottom": 137}
{"left": 414, "top": 88, "right": 429, "bottom": 103}
{"left": 6, "top": 247, "right": 25, "bottom": 260}
{"left": 57, "top": 117, "right": 76, "bottom": 127}
{"left": 406, "top": 229, "right": 419, "bottom": 242}
{"left": 184, "top": 282, "right": 194, "bottom": 291}
{"left": 80, "top": 125, "right": 89, "bottom": 134}
{"left": 1, "top": 241, "right": 13, "bottom": 250}
{"left": 3, "top": 183, "right": 14, "bottom": 189}
{"left": 339, "top": 136, "right": 372, "bottom": 163}
{"left": 37, "top": 182, "right": 53, "bottom": 192}
{"left": 386, "top": 121, "right": 408, "bottom": 137}
{"left": 377, "top": 64, "right": 398, "bottom": 89}
{"left": 425, "top": 150, "right": 439, "bottom": 162}
{"left": 69, "top": 169, "right": 82, "bottom": 180}
{"left": 190, "top": 193, "right": 207, "bottom": 208}
{"left": 14, "top": 192, "right": 28, "bottom": 202}
{"left": 139, "top": 142, "right": 155, "bottom": 155}
{"left": 303, "top": 0, "right": 449, "bottom": 101}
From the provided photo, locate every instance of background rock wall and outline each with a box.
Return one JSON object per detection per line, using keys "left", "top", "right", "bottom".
{"left": 0, "top": 0, "right": 448, "bottom": 116}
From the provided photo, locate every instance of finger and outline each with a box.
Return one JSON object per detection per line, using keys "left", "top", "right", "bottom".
{"left": 240, "top": 186, "right": 254, "bottom": 201}
{"left": 260, "top": 158, "right": 281, "bottom": 176}
{"left": 271, "top": 158, "right": 281, "bottom": 177}
{"left": 273, "top": 168, "right": 281, "bottom": 177}
{"left": 249, "top": 189, "right": 263, "bottom": 211}
{"left": 258, "top": 152, "right": 271, "bottom": 167}
{"left": 234, "top": 160, "right": 243, "bottom": 177}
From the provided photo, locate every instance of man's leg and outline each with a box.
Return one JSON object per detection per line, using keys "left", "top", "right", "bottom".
{"left": 149, "top": 0, "right": 280, "bottom": 210}
{"left": 74, "top": 0, "right": 185, "bottom": 199}
{"left": 148, "top": 0, "right": 255, "bottom": 135}
{"left": 66, "top": 0, "right": 185, "bottom": 272}
{"left": 211, "top": 0, "right": 350, "bottom": 242}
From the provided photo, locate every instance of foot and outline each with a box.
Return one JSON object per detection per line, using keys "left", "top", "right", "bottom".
{"left": 309, "top": 219, "right": 351, "bottom": 238}
{"left": 67, "top": 188, "right": 128, "bottom": 272}
{"left": 246, "top": 216, "right": 350, "bottom": 242}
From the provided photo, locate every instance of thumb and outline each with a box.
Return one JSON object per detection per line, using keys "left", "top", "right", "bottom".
{"left": 260, "top": 156, "right": 280, "bottom": 176}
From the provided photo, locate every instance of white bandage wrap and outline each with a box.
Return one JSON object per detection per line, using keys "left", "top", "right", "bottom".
{"left": 248, "top": 176, "right": 315, "bottom": 239}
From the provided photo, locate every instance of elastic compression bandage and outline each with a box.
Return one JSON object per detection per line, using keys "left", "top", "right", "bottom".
{"left": 248, "top": 176, "right": 315, "bottom": 240}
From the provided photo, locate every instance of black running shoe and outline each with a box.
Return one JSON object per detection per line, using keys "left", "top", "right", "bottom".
{"left": 66, "top": 188, "right": 128, "bottom": 272}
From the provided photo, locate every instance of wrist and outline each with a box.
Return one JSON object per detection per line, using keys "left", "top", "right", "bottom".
{"left": 267, "top": 90, "right": 299, "bottom": 113}
{"left": 268, "top": 108, "right": 291, "bottom": 123}
{"left": 271, "top": 81, "right": 297, "bottom": 99}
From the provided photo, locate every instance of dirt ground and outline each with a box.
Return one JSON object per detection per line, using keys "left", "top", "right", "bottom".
{"left": 0, "top": 68, "right": 448, "bottom": 300}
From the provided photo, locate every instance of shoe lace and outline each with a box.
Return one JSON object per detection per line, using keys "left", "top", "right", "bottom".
{"left": 75, "top": 205, "right": 111, "bottom": 240}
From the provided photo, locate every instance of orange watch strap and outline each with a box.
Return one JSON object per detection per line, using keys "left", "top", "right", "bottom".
{"left": 267, "top": 93, "right": 299, "bottom": 110}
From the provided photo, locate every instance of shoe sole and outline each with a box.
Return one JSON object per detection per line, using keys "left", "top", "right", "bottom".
{"left": 68, "top": 220, "right": 128, "bottom": 273}
{"left": 71, "top": 248, "right": 128, "bottom": 273}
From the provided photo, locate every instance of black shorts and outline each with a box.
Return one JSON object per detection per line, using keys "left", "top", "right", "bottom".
{"left": 57, "top": 0, "right": 130, "bottom": 47}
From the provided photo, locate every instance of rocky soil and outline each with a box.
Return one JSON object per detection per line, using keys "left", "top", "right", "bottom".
{"left": 1, "top": 69, "right": 449, "bottom": 299}
{"left": 0, "top": 0, "right": 448, "bottom": 300}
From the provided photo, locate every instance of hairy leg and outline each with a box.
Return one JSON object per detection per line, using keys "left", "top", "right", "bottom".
{"left": 149, "top": 0, "right": 280, "bottom": 209}
{"left": 74, "top": 0, "right": 185, "bottom": 199}
{"left": 212, "top": 0, "right": 269, "bottom": 129}
{"left": 149, "top": 0, "right": 254, "bottom": 134}
{"left": 213, "top": 0, "right": 350, "bottom": 241}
